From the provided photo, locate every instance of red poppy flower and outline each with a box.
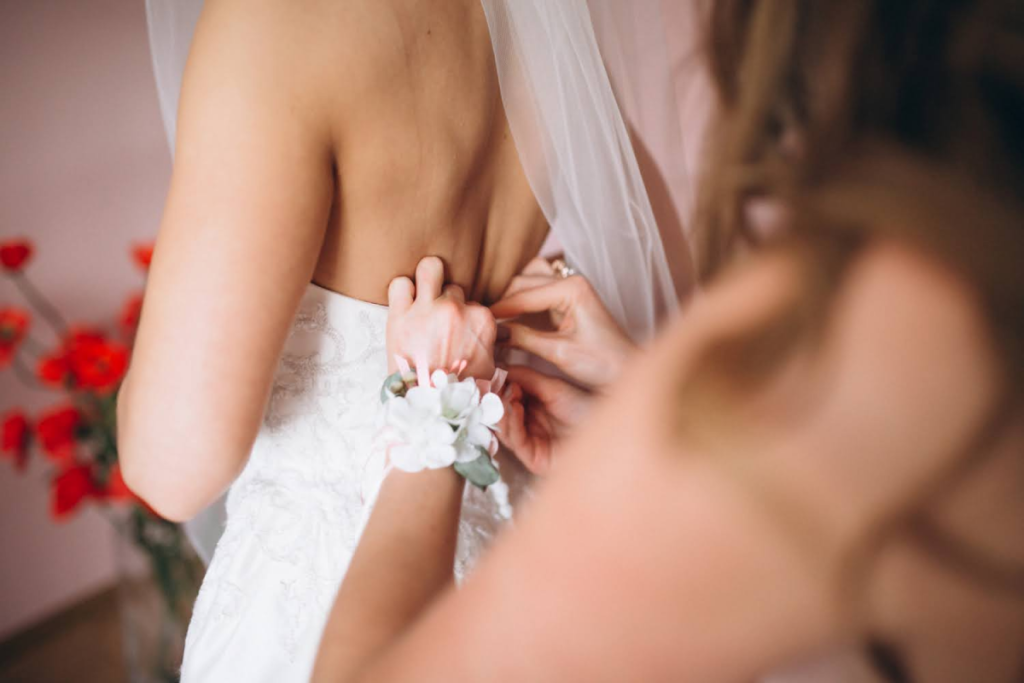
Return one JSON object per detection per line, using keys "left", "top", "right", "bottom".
{"left": 1, "top": 411, "right": 32, "bottom": 472}
{"left": 51, "top": 464, "right": 95, "bottom": 520}
{"left": 37, "top": 329, "right": 104, "bottom": 383}
{"left": 0, "top": 239, "right": 33, "bottom": 272}
{"left": 36, "top": 405, "right": 81, "bottom": 463}
{"left": 0, "top": 307, "right": 31, "bottom": 368}
{"left": 36, "top": 353, "right": 68, "bottom": 385}
{"left": 37, "top": 329, "right": 129, "bottom": 393}
{"left": 69, "top": 337, "right": 129, "bottom": 393}
{"left": 67, "top": 328, "right": 106, "bottom": 345}
{"left": 120, "top": 292, "right": 143, "bottom": 338}
{"left": 131, "top": 243, "right": 154, "bottom": 271}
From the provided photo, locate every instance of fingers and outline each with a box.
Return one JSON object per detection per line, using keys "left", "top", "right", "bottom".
{"left": 415, "top": 256, "right": 445, "bottom": 302}
{"left": 393, "top": 256, "right": 503, "bottom": 381}
{"left": 467, "top": 304, "right": 497, "bottom": 345}
{"left": 505, "top": 365, "right": 590, "bottom": 425}
{"left": 500, "top": 274, "right": 556, "bottom": 300}
{"left": 522, "top": 257, "right": 556, "bottom": 277}
{"left": 441, "top": 283, "right": 465, "bottom": 304}
{"left": 494, "top": 257, "right": 560, "bottom": 308}
{"left": 498, "top": 386, "right": 542, "bottom": 474}
{"left": 490, "top": 279, "right": 573, "bottom": 320}
{"left": 522, "top": 409, "right": 554, "bottom": 475}
{"left": 498, "top": 383, "right": 554, "bottom": 475}
{"left": 498, "top": 391, "right": 528, "bottom": 453}
{"left": 413, "top": 351, "right": 433, "bottom": 389}
{"left": 505, "top": 365, "right": 567, "bottom": 402}
{"left": 458, "top": 305, "right": 498, "bottom": 380}
{"left": 498, "top": 323, "right": 565, "bottom": 367}
{"left": 388, "top": 276, "right": 415, "bottom": 314}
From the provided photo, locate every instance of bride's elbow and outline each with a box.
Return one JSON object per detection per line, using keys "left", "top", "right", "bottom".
{"left": 124, "top": 470, "right": 198, "bottom": 523}
{"left": 117, "top": 392, "right": 228, "bottom": 523}
{"left": 120, "top": 445, "right": 225, "bottom": 523}
{"left": 118, "top": 435, "right": 205, "bottom": 523}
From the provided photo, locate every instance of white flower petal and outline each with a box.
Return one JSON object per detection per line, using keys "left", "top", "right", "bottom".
{"left": 478, "top": 393, "right": 505, "bottom": 425}
{"left": 431, "top": 370, "right": 450, "bottom": 389}
{"left": 426, "top": 419, "right": 458, "bottom": 445}
{"left": 390, "top": 444, "right": 425, "bottom": 473}
{"left": 444, "top": 381, "right": 477, "bottom": 417}
{"left": 406, "top": 386, "right": 441, "bottom": 414}
{"left": 384, "top": 398, "right": 414, "bottom": 429}
{"left": 382, "top": 371, "right": 507, "bottom": 475}
{"left": 422, "top": 444, "right": 457, "bottom": 469}
{"left": 467, "top": 422, "right": 493, "bottom": 448}
{"left": 454, "top": 442, "right": 482, "bottom": 464}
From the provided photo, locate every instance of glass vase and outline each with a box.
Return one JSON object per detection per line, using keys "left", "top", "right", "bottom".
{"left": 114, "top": 506, "right": 204, "bottom": 683}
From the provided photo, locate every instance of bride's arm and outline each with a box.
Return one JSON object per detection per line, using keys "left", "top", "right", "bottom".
{"left": 117, "top": 0, "right": 337, "bottom": 521}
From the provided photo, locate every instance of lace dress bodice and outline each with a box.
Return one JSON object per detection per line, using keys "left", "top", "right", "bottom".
{"left": 181, "top": 282, "right": 519, "bottom": 682}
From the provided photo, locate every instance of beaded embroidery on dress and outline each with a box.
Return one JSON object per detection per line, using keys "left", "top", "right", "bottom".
{"left": 180, "top": 283, "right": 522, "bottom": 682}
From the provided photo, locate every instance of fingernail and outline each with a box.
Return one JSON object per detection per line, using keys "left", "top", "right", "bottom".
{"left": 496, "top": 324, "right": 511, "bottom": 343}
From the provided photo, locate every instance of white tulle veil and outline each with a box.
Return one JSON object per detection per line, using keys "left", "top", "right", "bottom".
{"left": 144, "top": 0, "right": 691, "bottom": 562}
{"left": 478, "top": 0, "right": 682, "bottom": 338}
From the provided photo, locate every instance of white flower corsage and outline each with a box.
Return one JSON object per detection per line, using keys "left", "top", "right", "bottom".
{"left": 378, "top": 365, "right": 512, "bottom": 518}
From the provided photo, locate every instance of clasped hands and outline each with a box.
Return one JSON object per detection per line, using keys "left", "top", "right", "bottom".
{"left": 387, "top": 257, "right": 636, "bottom": 476}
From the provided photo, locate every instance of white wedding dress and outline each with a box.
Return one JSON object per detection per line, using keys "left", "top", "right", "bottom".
{"left": 181, "top": 283, "right": 514, "bottom": 680}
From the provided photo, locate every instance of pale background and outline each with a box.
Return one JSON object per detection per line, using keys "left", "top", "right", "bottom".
{"left": 0, "top": 0, "right": 170, "bottom": 640}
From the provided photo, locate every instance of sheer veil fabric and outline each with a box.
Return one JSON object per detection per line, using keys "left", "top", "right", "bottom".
{"left": 144, "top": 0, "right": 202, "bottom": 157}
{"left": 587, "top": 0, "right": 714, "bottom": 296}
{"left": 478, "top": 0, "right": 681, "bottom": 339}
{"left": 144, "top": 0, "right": 690, "bottom": 562}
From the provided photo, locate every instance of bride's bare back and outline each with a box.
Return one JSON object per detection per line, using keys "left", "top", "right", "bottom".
{"left": 312, "top": 0, "right": 547, "bottom": 303}
{"left": 119, "top": 0, "right": 544, "bottom": 519}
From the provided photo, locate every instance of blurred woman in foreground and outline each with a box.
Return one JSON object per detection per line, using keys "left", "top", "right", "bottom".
{"left": 315, "top": 1, "right": 1024, "bottom": 680}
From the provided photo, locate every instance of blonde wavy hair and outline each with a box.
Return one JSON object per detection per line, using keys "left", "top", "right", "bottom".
{"left": 689, "top": 0, "right": 1024, "bottom": 624}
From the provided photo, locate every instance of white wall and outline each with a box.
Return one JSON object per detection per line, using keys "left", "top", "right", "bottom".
{"left": 0, "top": 0, "right": 171, "bottom": 639}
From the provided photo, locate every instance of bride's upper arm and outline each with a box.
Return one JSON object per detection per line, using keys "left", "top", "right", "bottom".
{"left": 118, "top": 0, "right": 337, "bottom": 521}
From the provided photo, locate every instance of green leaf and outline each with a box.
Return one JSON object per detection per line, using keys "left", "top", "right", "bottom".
{"left": 380, "top": 372, "right": 408, "bottom": 403}
{"left": 454, "top": 449, "right": 500, "bottom": 490}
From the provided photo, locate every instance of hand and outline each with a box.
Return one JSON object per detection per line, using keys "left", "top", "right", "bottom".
{"left": 499, "top": 366, "right": 591, "bottom": 475}
{"left": 387, "top": 257, "right": 497, "bottom": 380}
{"left": 491, "top": 258, "right": 636, "bottom": 389}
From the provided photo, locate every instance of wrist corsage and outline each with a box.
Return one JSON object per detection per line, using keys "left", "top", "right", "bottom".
{"left": 377, "top": 362, "right": 512, "bottom": 519}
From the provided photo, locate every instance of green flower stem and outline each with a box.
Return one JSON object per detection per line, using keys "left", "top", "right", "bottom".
{"left": 88, "top": 394, "right": 120, "bottom": 468}
{"left": 106, "top": 505, "right": 203, "bottom": 625}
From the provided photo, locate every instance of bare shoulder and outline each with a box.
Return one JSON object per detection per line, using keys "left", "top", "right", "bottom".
{"left": 189, "top": 0, "right": 491, "bottom": 141}
{"left": 174, "top": 0, "right": 340, "bottom": 147}
{"left": 184, "top": 0, "right": 383, "bottom": 126}
{"left": 190, "top": 0, "right": 335, "bottom": 80}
